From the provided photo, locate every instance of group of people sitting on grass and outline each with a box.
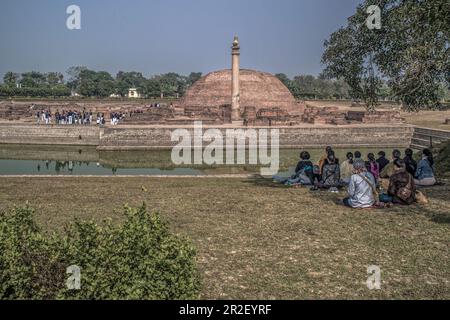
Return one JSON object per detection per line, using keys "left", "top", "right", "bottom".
{"left": 274, "top": 146, "right": 437, "bottom": 208}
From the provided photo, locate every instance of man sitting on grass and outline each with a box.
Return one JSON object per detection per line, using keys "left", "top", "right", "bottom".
{"left": 343, "top": 159, "right": 377, "bottom": 209}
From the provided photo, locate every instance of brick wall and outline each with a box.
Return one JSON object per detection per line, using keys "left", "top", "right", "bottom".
{"left": 0, "top": 124, "right": 414, "bottom": 149}
{"left": 0, "top": 124, "right": 99, "bottom": 145}
{"left": 98, "top": 125, "right": 414, "bottom": 150}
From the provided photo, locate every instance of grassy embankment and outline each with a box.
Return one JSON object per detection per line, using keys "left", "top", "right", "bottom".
{"left": 0, "top": 175, "right": 448, "bottom": 299}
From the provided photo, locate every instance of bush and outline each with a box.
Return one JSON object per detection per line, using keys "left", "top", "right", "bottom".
{"left": 435, "top": 141, "right": 450, "bottom": 179}
{"left": 0, "top": 204, "right": 200, "bottom": 300}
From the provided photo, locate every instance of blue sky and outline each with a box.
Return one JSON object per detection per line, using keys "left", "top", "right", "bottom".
{"left": 0, "top": 0, "right": 363, "bottom": 79}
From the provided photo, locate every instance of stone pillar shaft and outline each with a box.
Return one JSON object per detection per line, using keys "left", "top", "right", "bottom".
{"left": 231, "top": 37, "right": 240, "bottom": 121}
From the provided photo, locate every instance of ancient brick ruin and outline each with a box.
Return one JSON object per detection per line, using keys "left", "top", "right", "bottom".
{"left": 0, "top": 35, "right": 405, "bottom": 127}
{"left": 0, "top": 102, "right": 33, "bottom": 121}
{"left": 0, "top": 98, "right": 405, "bottom": 126}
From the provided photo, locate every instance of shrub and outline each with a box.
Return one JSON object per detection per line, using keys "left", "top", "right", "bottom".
{"left": 435, "top": 141, "right": 450, "bottom": 179}
{"left": 0, "top": 204, "right": 200, "bottom": 300}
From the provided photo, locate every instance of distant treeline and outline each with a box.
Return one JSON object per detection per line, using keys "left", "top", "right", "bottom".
{"left": 1, "top": 68, "right": 449, "bottom": 103}
{"left": 275, "top": 74, "right": 450, "bottom": 102}
{"left": 0, "top": 67, "right": 376, "bottom": 100}
{"left": 0, "top": 67, "right": 203, "bottom": 99}
{"left": 276, "top": 74, "right": 353, "bottom": 100}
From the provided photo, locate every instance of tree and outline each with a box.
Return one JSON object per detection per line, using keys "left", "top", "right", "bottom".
{"left": 46, "top": 72, "right": 64, "bottom": 86}
{"left": 293, "top": 75, "right": 319, "bottom": 99}
{"left": 159, "top": 73, "right": 187, "bottom": 98}
{"left": 275, "top": 73, "right": 299, "bottom": 97}
{"left": 66, "top": 66, "right": 87, "bottom": 92}
{"left": 78, "top": 69, "right": 115, "bottom": 97}
{"left": 144, "top": 77, "right": 161, "bottom": 98}
{"left": 3, "top": 72, "right": 20, "bottom": 87}
{"left": 115, "top": 71, "right": 146, "bottom": 97}
{"left": 331, "top": 78, "right": 351, "bottom": 100}
{"left": 186, "top": 72, "right": 202, "bottom": 88}
{"left": 96, "top": 71, "right": 115, "bottom": 97}
{"left": 20, "top": 71, "right": 47, "bottom": 88}
{"left": 322, "top": 0, "right": 449, "bottom": 111}
{"left": 276, "top": 73, "right": 351, "bottom": 100}
{"left": 78, "top": 69, "right": 97, "bottom": 96}
{"left": 321, "top": 9, "right": 382, "bottom": 111}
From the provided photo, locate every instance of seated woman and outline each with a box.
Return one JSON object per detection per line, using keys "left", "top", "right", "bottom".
{"left": 414, "top": 148, "right": 436, "bottom": 186}
{"left": 380, "top": 159, "right": 416, "bottom": 205}
{"left": 365, "top": 153, "right": 380, "bottom": 182}
{"left": 380, "top": 149, "right": 402, "bottom": 178}
{"left": 404, "top": 148, "right": 417, "bottom": 176}
{"left": 340, "top": 152, "right": 354, "bottom": 185}
{"left": 273, "top": 151, "right": 314, "bottom": 185}
{"left": 376, "top": 151, "right": 390, "bottom": 173}
{"left": 293, "top": 151, "right": 315, "bottom": 184}
{"left": 343, "top": 159, "right": 377, "bottom": 208}
{"left": 318, "top": 146, "right": 333, "bottom": 175}
{"left": 319, "top": 152, "right": 341, "bottom": 188}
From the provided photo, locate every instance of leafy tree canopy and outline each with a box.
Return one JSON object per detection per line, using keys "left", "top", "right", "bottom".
{"left": 322, "top": 0, "right": 449, "bottom": 111}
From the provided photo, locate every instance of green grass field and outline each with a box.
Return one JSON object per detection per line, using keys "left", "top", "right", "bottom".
{"left": 0, "top": 176, "right": 448, "bottom": 299}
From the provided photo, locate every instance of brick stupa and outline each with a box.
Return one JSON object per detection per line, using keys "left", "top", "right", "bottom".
{"left": 177, "top": 36, "right": 306, "bottom": 125}
{"left": 180, "top": 69, "right": 301, "bottom": 112}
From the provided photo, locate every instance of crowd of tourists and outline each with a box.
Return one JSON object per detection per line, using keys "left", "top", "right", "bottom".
{"left": 35, "top": 109, "right": 125, "bottom": 126}
{"left": 34, "top": 103, "right": 168, "bottom": 125}
{"left": 110, "top": 112, "right": 125, "bottom": 125}
{"left": 274, "top": 146, "right": 437, "bottom": 209}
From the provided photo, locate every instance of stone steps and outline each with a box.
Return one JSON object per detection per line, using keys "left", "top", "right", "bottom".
{"left": 411, "top": 127, "right": 450, "bottom": 149}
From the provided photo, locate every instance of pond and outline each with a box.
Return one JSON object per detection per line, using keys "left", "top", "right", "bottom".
{"left": 0, "top": 144, "right": 397, "bottom": 176}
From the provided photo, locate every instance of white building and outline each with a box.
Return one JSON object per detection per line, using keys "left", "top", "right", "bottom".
{"left": 128, "top": 88, "right": 142, "bottom": 98}
{"left": 71, "top": 90, "right": 82, "bottom": 97}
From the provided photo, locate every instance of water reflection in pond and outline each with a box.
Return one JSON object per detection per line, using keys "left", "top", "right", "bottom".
{"left": 0, "top": 144, "right": 397, "bottom": 176}
{"left": 0, "top": 159, "right": 202, "bottom": 176}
